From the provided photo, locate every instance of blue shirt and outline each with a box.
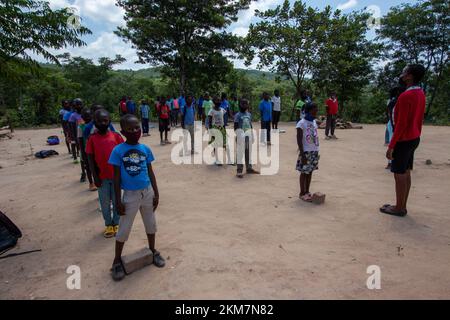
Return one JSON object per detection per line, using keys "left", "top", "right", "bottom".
{"left": 83, "top": 121, "right": 116, "bottom": 141}
{"left": 198, "top": 97, "right": 204, "bottom": 108}
{"left": 178, "top": 96, "right": 186, "bottom": 108}
{"left": 181, "top": 103, "right": 195, "bottom": 126}
{"left": 108, "top": 143, "right": 155, "bottom": 191}
{"left": 63, "top": 111, "right": 73, "bottom": 121}
{"left": 141, "top": 104, "right": 150, "bottom": 119}
{"left": 126, "top": 100, "right": 136, "bottom": 114}
{"left": 220, "top": 100, "right": 230, "bottom": 112}
{"left": 259, "top": 100, "right": 272, "bottom": 122}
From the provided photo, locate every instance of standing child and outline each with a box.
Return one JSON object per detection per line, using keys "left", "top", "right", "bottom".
{"left": 234, "top": 99, "right": 260, "bottom": 178}
{"left": 156, "top": 96, "right": 171, "bottom": 145}
{"left": 78, "top": 108, "right": 97, "bottom": 191}
{"left": 208, "top": 97, "right": 232, "bottom": 166}
{"left": 68, "top": 99, "right": 84, "bottom": 164}
{"left": 271, "top": 90, "right": 281, "bottom": 130}
{"left": 140, "top": 100, "right": 150, "bottom": 136}
{"left": 296, "top": 103, "right": 320, "bottom": 202}
{"left": 109, "top": 114, "right": 165, "bottom": 281}
{"left": 325, "top": 92, "right": 339, "bottom": 140}
{"left": 259, "top": 92, "right": 272, "bottom": 145}
{"left": 61, "top": 100, "right": 72, "bottom": 154}
{"left": 181, "top": 94, "right": 196, "bottom": 155}
{"left": 220, "top": 93, "right": 230, "bottom": 127}
{"left": 86, "top": 109, "right": 124, "bottom": 238}
{"left": 197, "top": 94, "right": 204, "bottom": 121}
{"left": 202, "top": 92, "right": 213, "bottom": 128}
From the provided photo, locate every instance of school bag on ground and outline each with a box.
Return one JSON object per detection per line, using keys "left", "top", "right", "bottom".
{"left": 46, "top": 135, "right": 60, "bottom": 145}
{"left": 34, "top": 150, "right": 59, "bottom": 159}
{"left": 0, "top": 211, "right": 22, "bottom": 255}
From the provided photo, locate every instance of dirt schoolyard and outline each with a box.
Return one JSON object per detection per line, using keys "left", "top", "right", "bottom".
{"left": 0, "top": 123, "right": 450, "bottom": 299}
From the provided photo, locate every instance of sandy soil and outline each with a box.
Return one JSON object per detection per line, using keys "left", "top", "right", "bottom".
{"left": 0, "top": 123, "right": 449, "bottom": 300}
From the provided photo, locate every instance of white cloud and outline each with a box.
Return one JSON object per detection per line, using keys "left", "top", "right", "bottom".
{"left": 234, "top": 0, "right": 280, "bottom": 28}
{"left": 75, "top": 0, "right": 125, "bottom": 26}
{"left": 68, "top": 32, "right": 140, "bottom": 70}
{"left": 337, "top": 0, "right": 358, "bottom": 11}
{"left": 232, "top": 26, "right": 250, "bottom": 37}
{"left": 48, "top": 0, "right": 125, "bottom": 26}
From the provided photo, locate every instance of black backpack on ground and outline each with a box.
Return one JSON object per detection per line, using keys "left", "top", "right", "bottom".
{"left": 34, "top": 150, "right": 59, "bottom": 159}
{"left": 0, "top": 211, "right": 22, "bottom": 255}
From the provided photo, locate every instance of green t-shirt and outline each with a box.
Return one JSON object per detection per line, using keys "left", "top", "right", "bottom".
{"left": 230, "top": 100, "right": 239, "bottom": 113}
{"left": 203, "top": 100, "right": 213, "bottom": 116}
{"left": 296, "top": 99, "right": 305, "bottom": 110}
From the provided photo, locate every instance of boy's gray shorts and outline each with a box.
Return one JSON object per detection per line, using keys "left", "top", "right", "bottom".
{"left": 116, "top": 187, "right": 157, "bottom": 242}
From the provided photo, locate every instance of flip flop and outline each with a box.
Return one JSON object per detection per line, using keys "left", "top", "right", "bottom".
{"left": 379, "top": 205, "right": 407, "bottom": 217}
{"left": 300, "top": 193, "right": 313, "bottom": 202}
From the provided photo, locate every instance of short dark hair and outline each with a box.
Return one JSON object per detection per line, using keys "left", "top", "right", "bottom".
{"left": 407, "top": 64, "right": 426, "bottom": 84}
{"left": 94, "top": 109, "right": 110, "bottom": 121}
{"left": 120, "top": 114, "right": 138, "bottom": 129}
{"left": 305, "top": 102, "right": 318, "bottom": 114}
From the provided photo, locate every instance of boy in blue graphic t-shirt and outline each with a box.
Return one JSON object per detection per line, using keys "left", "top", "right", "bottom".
{"left": 108, "top": 114, "right": 165, "bottom": 281}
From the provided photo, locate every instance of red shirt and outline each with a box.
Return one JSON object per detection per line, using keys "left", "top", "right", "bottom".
{"left": 389, "top": 87, "right": 425, "bottom": 149}
{"left": 86, "top": 131, "right": 124, "bottom": 180}
{"left": 157, "top": 103, "right": 170, "bottom": 119}
{"left": 326, "top": 98, "right": 339, "bottom": 115}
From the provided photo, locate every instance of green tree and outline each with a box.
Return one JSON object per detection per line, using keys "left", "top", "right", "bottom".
{"left": 0, "top": 0, "right": 91, "bottom": 77}
{"left": 116, "top": 0, "right": 251, "bottom": 94}
{"left": 377, "top": 0, "right": 449, "bottom": 116}
{"left": 314, "top": 10, "right": 381, "bottom": 116}
{"left": 242, "top": 0, "right": 335, "bottom": 119}
{"left": 60, "top": 54, "right": 126, "bottom": 105}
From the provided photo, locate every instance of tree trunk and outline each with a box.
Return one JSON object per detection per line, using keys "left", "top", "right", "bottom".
{"left": 425, "top": 68, "right": 444, "bottom": 118}
{"left": 289, "top": 85, "right": 302, "bottom": 121}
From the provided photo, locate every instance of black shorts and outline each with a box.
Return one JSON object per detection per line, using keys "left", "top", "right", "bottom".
{"left": 159, "top": 118, "right": 170, "bottom": 132}
{"left": 391, "top": 138, "right": 420, "bottom": 174}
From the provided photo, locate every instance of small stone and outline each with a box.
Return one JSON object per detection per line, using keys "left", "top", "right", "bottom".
{"left": 425, "top": 159, "right": 432, "bottom": 165}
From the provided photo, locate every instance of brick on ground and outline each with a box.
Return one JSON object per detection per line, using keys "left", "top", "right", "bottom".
{"left": 122, "top": 248, "right": 153, "bottom": 274}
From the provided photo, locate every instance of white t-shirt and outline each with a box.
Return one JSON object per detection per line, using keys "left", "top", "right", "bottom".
{"left": 271, "top": 96, "right": 281, "bottom": 112}
{"left": 208, "top": 108, "right": 225, "bottom": 127}
{"left": 296, "top": 119, "right": 319, "bottom": 152}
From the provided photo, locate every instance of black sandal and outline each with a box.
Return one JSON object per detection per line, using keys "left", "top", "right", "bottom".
{"left": 380, "top": 205, "right": 407, "bottom": 217}
{"left": 152, "top": 251, "right": 166, "bottom": 268}
{"left": 111, "top": 260, "right": 126, "bottom": 281}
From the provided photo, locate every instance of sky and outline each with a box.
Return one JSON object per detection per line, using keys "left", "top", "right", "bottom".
{"left": 42, "top": 0, "right": 413, "bottom": 70}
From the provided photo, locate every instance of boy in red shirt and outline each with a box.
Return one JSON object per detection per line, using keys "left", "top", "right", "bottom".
{"left": 380, "top": 64, "right": 426, "bottom": 217}
{"left": 86, "top": 109, "right": 124, "bottom": 237}
{"left": 325, "top": 92, "right": 339, "bottom": 140}
{"left": 157, "top": 96, "right": 171, "bottom": 145}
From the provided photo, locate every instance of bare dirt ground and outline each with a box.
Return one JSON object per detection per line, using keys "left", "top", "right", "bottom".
{"left": 0, "top": 123, "right": 449, "bottom": 300}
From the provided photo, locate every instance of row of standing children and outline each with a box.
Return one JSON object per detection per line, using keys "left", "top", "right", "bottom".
{"left": 61, "top": 101, "right": 165, "bottom": 282}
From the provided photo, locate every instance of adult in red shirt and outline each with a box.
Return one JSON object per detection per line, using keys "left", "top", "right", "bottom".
{"left": 380, "top": 64, "right": 426, "bottom": 217}
{"left": 325, "top": 92, "right": 339, "bottom": 139}
{"left": 86, "top": 109, "right": 124, "bottom": 237}
{"left": 156, "top": 96, "right": 171, "bottom": 145}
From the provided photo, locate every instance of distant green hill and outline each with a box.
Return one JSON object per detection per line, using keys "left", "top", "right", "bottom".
{"left": 39, "top": 63, "right": 279, "bottom": 80}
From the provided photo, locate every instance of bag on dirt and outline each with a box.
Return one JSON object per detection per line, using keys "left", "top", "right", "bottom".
{"left": 0, "top": 211, "right": 22, "bottom": 255}
{"left": 34, "top": 150, "right": 59, "bottom": 159}
{"left": 47, "top": 135, "right": 60, "bottom": 145}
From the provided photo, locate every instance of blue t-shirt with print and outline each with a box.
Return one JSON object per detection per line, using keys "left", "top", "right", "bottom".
{"left": 108, "top": 143, "right": 155, "bottom": 191}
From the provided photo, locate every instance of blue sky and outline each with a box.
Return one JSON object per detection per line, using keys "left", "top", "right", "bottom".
{"left": 45, "top": 0, "right": 414, "bottom": 70}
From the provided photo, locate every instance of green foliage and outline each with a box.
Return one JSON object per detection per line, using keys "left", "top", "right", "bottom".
{"left": 377, "top": 0, "right": 449, "bottom": 117}
{"left": 116, "top": 0, "right": 251, "bottom": 93}
{"left": 0, "top": 0, "right": 91, "bottom": 77}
